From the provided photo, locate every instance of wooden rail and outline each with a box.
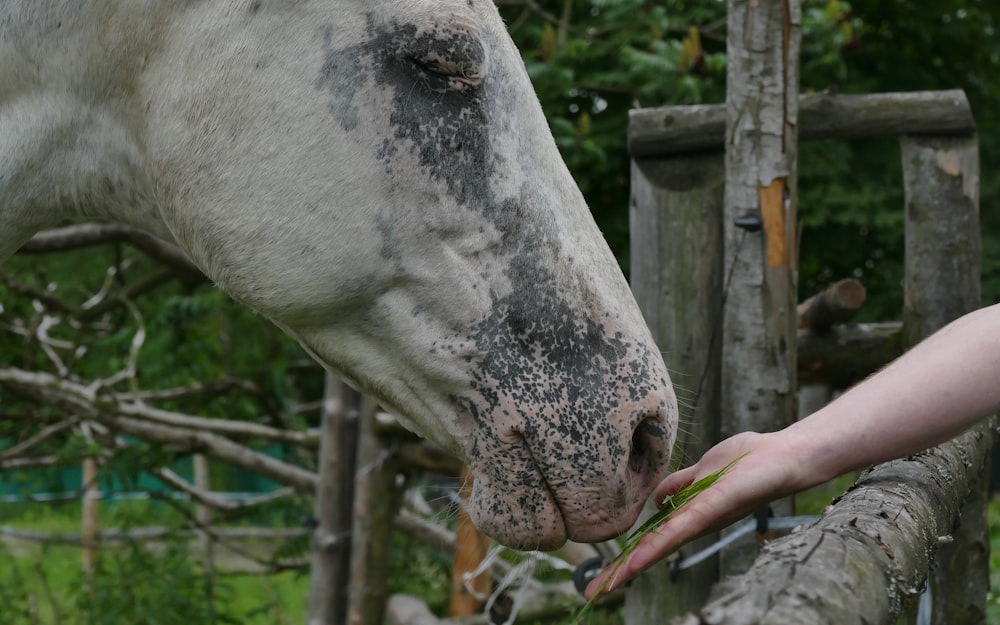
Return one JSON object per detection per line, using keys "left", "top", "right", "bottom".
{"left": 628, "top": 90, "right": 975, "bottom": 157}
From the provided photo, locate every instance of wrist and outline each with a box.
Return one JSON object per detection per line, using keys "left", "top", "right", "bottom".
{"left": 768, "top": 423, "right": 844, "bottom": 492}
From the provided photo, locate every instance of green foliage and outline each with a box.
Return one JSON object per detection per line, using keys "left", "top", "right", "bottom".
{"left": 798, "top": 1, "right": 1000, "bottom": 314}
{"left": 501, "top": 0, "right": 731, "bottom": 268}
{"left": 388, "top": 529, "right": 454, "bottom": 614}
{"left": 0, "top": 501, "right": 311, "bottom": 624}
{"left": 0, "top": 545, "right": 35, "bottom": 625}
{"left": 0, "top": 539, "right": 308, "bottom": 625}
{"left": 503, "top": 0, "right": 1000, "bottom": 314}
{"left": 75, "top": 538, "right": 236, "bottom": 625}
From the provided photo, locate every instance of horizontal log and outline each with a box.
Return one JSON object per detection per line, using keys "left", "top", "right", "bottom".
{"left": 797, "top": 321, "right": 904, "bottom": 388}
{"left": 797, "top": 278, "right": 866, "bottom": 331}
{"left": 673, "top": 418, "right": 996, "bottom": 625}
{"left": 629, "top": 90, "right": 974, "bottom": 157}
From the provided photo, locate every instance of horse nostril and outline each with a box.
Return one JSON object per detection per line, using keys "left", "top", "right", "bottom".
{"left": 629, "top": 418, "right": 664, "bottom": 475}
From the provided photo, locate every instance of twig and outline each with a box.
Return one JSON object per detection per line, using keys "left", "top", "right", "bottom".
{"left": 18, "top": 223, "right": 206, "bottom": 283}
{"left": 0, "top": 417, "right": 80, "bottom": 460}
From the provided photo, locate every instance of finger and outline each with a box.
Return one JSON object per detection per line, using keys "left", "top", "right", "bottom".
{"left": 583, "top": 505, "right": 705, "bottom": 599}
{"left": 653, "top": 466, "right": 697, "bottom": 505}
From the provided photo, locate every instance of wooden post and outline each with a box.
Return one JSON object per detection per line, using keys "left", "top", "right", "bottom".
{"left": 307, "top": 373, "right": 361, "bottom": 625}
{"left": 347, "top": 395, "right": 400, "bottom": 625}
{"left": 81, "top": 455, "right": 99, "bottom": 573}
{"left": 720, "top": 0, "right": 801, "bottom": 574}
{"left": 625, "top": 153, "right": 724, "bottom": 620}
{"left": 900, "top": 133, "right": 985, "bottom": 625}
{"left": 193, "top": 452, "right": 214, "bottom": 606}
{"left": 193, "top": 454, "right": 213, "bottom": 562}
{"left": 449, "top": 466, "right": 492, "bottom": 617}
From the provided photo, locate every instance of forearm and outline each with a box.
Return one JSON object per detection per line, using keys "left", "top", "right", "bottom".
{"left": 785, "top": 303, "right": 1000, "bottom": 488}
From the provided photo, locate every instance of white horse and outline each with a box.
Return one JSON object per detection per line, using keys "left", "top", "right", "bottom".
{"left": 0, "top": 0, "right": 678, "bottom": 551}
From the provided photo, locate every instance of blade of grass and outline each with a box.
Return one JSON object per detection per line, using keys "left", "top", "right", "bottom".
{"left": 564, "top": 453, "right": 746, "bottom": 624}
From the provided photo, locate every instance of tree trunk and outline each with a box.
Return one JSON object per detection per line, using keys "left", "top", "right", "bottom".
{"left": 720, "top": 0, "right": 801, "bottom": 574}
{"left": 626, "top": 153, "right": 724, "bottom": 619}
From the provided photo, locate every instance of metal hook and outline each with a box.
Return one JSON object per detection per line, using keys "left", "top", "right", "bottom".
{"left": 734, "top": 210, "right": 763, "bottom": 233}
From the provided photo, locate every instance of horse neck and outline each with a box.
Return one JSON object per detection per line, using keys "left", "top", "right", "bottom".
{"left": 0, "top": 1, "right": 178, "bottom": 261}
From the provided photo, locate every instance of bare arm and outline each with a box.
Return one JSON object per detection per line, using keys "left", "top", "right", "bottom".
{"left": 586, "top": 303, "right": 1000, "bottom": 598}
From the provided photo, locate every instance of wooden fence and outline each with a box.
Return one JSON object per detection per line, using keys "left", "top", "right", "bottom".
{"left": 628, "top": 86, "right": 987, "bottom": 624}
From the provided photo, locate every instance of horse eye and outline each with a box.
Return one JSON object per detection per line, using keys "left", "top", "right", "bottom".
{"left": 409, "top": 54, "right": 483, "bottom": 93}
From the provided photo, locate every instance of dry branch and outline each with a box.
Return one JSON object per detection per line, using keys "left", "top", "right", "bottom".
{"left": 0, "top": 366, "right": 315, "bottom": 446}
{"left": 0, "top": 366, "right": 317, "bottom": 492}
{"left": 0, "top": 417, "right": 79, "bottom": 459}
{"left": 95, "top": 414, "right": 317, "bottom": 492}
{"left": 152, "top": 466, "right": 297, "bottom": 512}
{"left": 672, "top": 418, "right": 996, "bottom": 625}
{"left": 18, "top": 223, "right": 206, "bottom": 283}
{"left": 0, "top": 455, "right": 60, "bottom": 470}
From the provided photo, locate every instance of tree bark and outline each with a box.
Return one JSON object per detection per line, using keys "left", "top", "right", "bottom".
{"left": 672, "top": 419, "right": 996, "bottom": 625}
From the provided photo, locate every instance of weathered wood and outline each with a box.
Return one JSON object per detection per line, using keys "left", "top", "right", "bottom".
{"left": 797, "top": 278, "right": 866, "bottom": 331}
{"left": 671, "top": 418, "right": 997, "bottom": 625}
{"left": 797, "top": 322, "right": 903, "bottom": 389}
{"left": 626, "top": 153, "right": 724, "bottom": 620}
{"left": 449, "top": 466, "right": 492, "bottom": 617}
{"left": 81, "top": 454, "right": 99, "bottom": 573}
{"left": 901, "top": 133, "right": 985, "bottom": 625}
{"left": 193, "top": 453, "right": 214, "bottom": 589}
{"left": 347, "top": 395, "right": 400, "bottom": 625}
{"left": 307, "top": 374, "right": 360, "bottom": 625}
{"left": 629, "top": 90, "right": 975, "bottom": 157}
{"left": 719, "top": 0, "right": 801, "bottom": 574}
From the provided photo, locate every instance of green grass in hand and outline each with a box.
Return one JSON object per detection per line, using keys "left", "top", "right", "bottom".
{"left": 565, "top": 454, "right": 746, "bottom": 624}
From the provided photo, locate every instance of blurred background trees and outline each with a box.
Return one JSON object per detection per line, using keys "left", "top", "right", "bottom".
{"left": 497, "top": 0, "right": 999, "bottom": 317}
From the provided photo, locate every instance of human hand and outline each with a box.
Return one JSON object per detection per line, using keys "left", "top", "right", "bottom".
{"left": 584, "top": 430, "right": 808, "bottom": 599}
